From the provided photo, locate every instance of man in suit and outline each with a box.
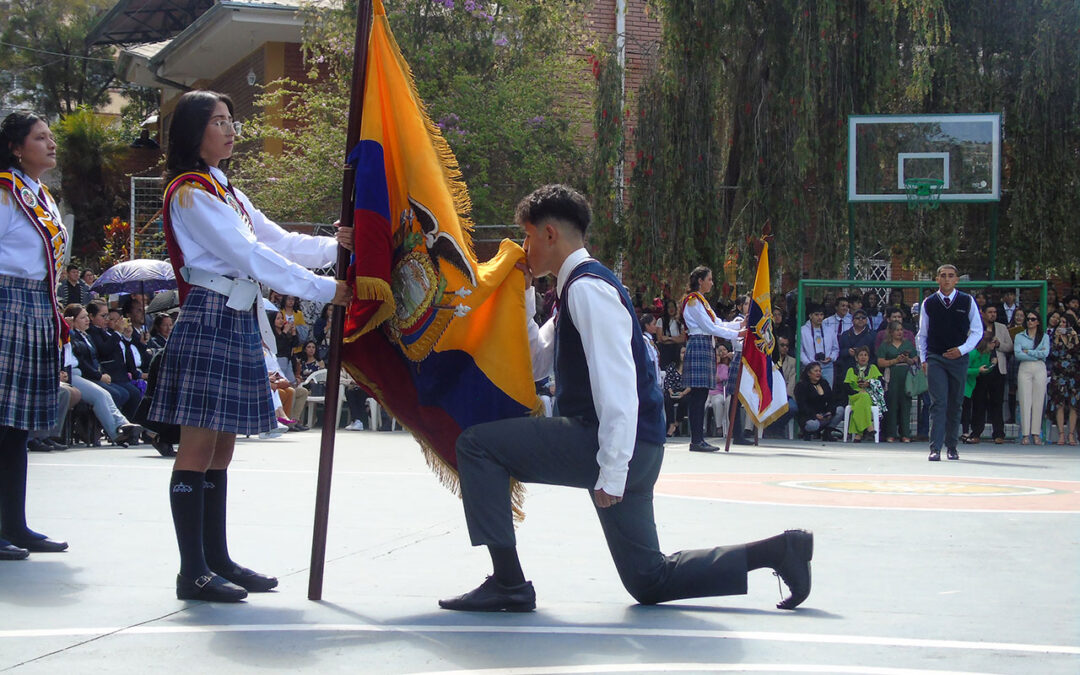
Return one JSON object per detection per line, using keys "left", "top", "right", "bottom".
{"left": 995, "top": 289, "right": 1022, "bottom": 326}
{"left": 439, "top": 185, "right": 813, "bottom": 613}
{"left": 980, "top": 305, "right": 1013, "bottom": 443}
{"left": 822, "top": 297, "right": 852, "bottom": 343}
{"left": 917, "top": 265, "right": 983, "bottom": 461}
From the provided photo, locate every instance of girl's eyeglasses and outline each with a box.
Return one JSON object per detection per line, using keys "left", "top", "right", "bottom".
{"left": 210, "top": 119, "right": 243, "bottom": 136}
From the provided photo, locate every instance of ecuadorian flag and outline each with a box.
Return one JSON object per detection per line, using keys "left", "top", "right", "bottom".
{"left": 341, "top": 0, "right": 539, "bottom": 505}
{"left": 738, "top": 242, "right": 789, "bottom": 427}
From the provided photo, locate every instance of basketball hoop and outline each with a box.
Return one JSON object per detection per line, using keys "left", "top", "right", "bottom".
{"left": 904, "top": 177, "right": 944, "bottom": 211}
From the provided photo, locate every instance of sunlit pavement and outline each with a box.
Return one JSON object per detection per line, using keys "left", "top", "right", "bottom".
{"left": 2, "top": 429, "right": 1077, "bottom": 674}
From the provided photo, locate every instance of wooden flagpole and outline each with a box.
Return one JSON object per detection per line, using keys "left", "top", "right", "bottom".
{"left": 308, "top": 0, "right": 375, "bottom": 602}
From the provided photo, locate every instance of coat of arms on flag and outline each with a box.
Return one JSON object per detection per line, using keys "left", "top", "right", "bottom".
{"left": 339, "top": 0, "right": 540, "bottom": 510}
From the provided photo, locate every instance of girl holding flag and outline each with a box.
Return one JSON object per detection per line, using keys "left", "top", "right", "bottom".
{"left": 150, "top": 91, "right": 352, "bottom": 601}
{"left": 680, "top": 266, "right": 745, "bottom": 452}
{"left": 0, "top": 112, "right": 69, "bottom": 560}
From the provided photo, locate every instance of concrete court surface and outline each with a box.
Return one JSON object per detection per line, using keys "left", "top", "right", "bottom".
{"left": 1, "top": 428, "right": 1077, "bottom": 674}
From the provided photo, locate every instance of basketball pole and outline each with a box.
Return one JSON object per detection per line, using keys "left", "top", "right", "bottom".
{"left": 989, "top": 204, "right": 999, "bottom": 280}
{"left": 847, "top": 203, "right": 856, "bottom": 280}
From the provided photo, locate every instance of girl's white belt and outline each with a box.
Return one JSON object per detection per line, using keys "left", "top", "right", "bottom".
{"left": 180, "top": 266, "right": 275, "bottom": 349}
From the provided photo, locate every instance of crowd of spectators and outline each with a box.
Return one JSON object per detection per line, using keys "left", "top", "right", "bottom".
{"left": 39, "top": 265, "right": 384, "bottom": 451}
{"left": 613, "top": 284, "right": 1076, "bottom": 445}
{"left": 48, "top": 263, "right": 1077, "bottom": 449}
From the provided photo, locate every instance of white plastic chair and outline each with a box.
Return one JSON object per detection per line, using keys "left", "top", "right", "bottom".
{"left": 842, "top": 404, "right": 881, "bottom": 442}
{"left": 300, "top": 369, "right": 345, "bottom": 428}
{"left": 366, "top": 398, "right": 399, "bottom": 431}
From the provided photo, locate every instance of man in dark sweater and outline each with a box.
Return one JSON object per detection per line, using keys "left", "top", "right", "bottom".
{"left": 916, "top": 265, "right": 983, "bottom": 461}
{"left": 439, "top": 185, "right": 813, "bottom": 613}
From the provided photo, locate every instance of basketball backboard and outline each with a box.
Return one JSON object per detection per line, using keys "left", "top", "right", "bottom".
{"left": 847, "top": 114, "right": 1001, "bottom": 203}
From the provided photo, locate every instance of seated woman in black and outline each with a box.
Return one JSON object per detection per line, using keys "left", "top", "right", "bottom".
{"left": 794, "top": 362, "right": 844, "bottom": 441}
{"left": 148, "top": 313, "right": 174, "bottom": 355}
{"left": 663, "top": 346, "right": 691, "bottom": 438}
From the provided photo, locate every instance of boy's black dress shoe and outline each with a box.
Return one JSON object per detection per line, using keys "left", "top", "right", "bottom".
{"left": 176, "top": 574, "right": 248, "bottom": 602}
{"left": 689, "top": 442, "right": 718, "bottom": 453}
{"left": 928, "top": 449, "right": 941, "bottom": 461}
{"left": 44, "top": 438, "right": 68, "bottom": 450}
{"left": 774, "top": 529, "right": 813, "bottom": 610}
{"left": 947, "top": 448, "right": 959, "bottom": 460}
{"left": 439, "top": 576, "right": 536, "bottom": 612}
{"left": 215, "top": 565, "right": 278, "bottom": 592}
{"left": 0, "top": 542, "right": 29, "bottom": 560}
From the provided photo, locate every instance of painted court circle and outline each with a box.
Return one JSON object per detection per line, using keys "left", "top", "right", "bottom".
{"left": 654, "top": 473, "right": 1080, "bottom": 512}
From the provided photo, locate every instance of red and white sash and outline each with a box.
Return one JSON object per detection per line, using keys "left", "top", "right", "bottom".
{"left": 162, "top": 171, "right": 254, "bottom": 305}
{"left": 680, "top": 291, "right": 717, "bottom": 321}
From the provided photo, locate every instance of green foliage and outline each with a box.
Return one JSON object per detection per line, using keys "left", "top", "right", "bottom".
{"left": 585, "top": 44, "right": 624, "bottom": 266}
{"left": 611, "top": 0, "right": 1078, "bottom": 293}
{"left": 0, "top": 0, "right": 120, "bottom": 117}
{"left": 235, "top": 0, "right": 588, "bottom": 235}
{"left": 53, "top": 108, "right": 129, "bottom": 255}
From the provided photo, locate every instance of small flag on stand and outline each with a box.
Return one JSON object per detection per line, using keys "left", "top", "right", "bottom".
{"left": 738, "top": 241, "right": 788, "bottom": 427}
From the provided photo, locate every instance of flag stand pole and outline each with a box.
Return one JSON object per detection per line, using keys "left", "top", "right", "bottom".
{"left": 308, "top": 0, "right": 375, "bottom": 602}
{"left": 723, "top": 367, "right": 742, "bottom": 453}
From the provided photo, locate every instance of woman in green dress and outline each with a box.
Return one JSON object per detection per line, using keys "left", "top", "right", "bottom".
{"left": 844, "top": 345, "right": 884, "bottom": 441}
{"left": 877, "top": 321, "right": 918, "bottom": 442}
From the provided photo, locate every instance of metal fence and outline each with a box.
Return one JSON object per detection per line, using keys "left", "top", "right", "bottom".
{"left": 129, "top": 176, "right": 165, "bottom": 261}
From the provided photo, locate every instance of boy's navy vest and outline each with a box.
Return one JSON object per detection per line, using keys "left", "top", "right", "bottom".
{"left": 923, "top": 291, "right": 975, "bottom": 355}
{"left": 554, "top": 260, "right": 665, "bottom": 445}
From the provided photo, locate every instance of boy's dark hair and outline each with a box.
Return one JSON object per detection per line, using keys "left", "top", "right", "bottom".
{"left": 514, "top": 184, "right": 591, "bottom": 235}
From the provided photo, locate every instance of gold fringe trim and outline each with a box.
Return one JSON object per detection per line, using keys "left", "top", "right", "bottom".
{"left": 379, "top": 14, "right": 477, "bottom": 259}
{"left": 343, "top": 276, "right": 395, "bottom": 343}
{"left": 399, "top": 310, "right": 452, "bottom": 363}
{"left": 342, "top": 361, "right": 527, "bottom": 523}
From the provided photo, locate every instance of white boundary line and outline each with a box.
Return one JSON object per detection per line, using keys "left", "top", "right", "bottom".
{"left": 410, "top": 665, "right": 992, "bottom": 675}
{"left": 1, "top": 623, "right": 1077, "bottom": 656}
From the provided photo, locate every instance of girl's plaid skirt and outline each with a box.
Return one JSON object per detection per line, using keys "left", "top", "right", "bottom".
{"left": 149, "top": 286, "right": 276, "bottom": 435}
{"left": 683, "top": 334, "right": 717, "bottom": 389}
{"left": 0, "top": 275, "right": 59, "bottom": 430}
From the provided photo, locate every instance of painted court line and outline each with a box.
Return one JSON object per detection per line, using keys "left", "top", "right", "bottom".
{"left": 409, "top": 665, "right": 993, "bottom": 675}
{"left": 1, "top": 624, "right": 1076, "bottom": 656}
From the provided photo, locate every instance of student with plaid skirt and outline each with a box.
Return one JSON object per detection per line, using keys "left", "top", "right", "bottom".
{"left": 149, "top": 91, "right": 352, "bottom": 601}
{"left": 679, "top": 267, "right": 744, "bottom": 452}
{"left": 0, "top": 112, "right": 69, "bottom": 560}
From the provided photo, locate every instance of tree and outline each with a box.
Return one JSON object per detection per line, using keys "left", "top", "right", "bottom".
{"left": 234, "top": 0, "right": 589, "bottom": 235}
{"left": 598, "top": 0, "right": 1079, "bottom": 294}
{"left": 53, "top": 107, "right": 129, "bottom": 257}
{"left": 0, "top": 0, "right": 121, "bottom": 117}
